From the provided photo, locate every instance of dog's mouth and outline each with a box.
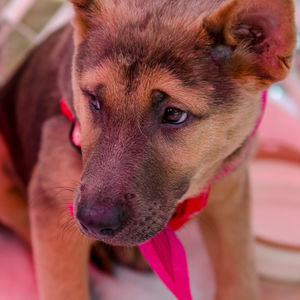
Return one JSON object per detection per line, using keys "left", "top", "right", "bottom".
{"left": 72, "top": 163, "right": 191, "bottom": 245}
{"left": 75, "top": 208, "right": 172, "bottom": 246}
{"left": 73, "top": 191, "right": 175, "bottom": 246}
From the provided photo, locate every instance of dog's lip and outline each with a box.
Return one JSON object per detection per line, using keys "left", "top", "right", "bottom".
{"left": 76, "top": 218, "right": 125, "bottom": 238}
{"left": 72, "top": 188, "right": 176, "bottom": 245}
{"left": 74, "top": 217, "right": 167, "bottom": 246}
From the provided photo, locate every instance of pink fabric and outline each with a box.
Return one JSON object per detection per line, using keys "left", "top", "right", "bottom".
{"left": 213, "top": 91, "right": 267, "bottom": 182}
{"left": 61, "top": 91, "right": 267, "bottom": 300}
{"left": 252, "top": 100, "right": 300, "bottom": 246}
{"left": 67, "top": 203, "right": 74, "bottom": 217}
{"left": 168, "top": 186, "right": 210, "bottom": 231}
{"left": 60, "top": 101, "right": 74, "bottom": 122}
{"left": 256, "top": 99, "right": 300, "bottom": 163}
{"left": 72, "top": 122, "right": 81, "bottom": 148}
{"left": 252, "top": 91, "right": 267, "bottom": 138}
{"left": 139, "top": 227, "right": 192, "bottom": 300}
{"left": 60, "top": 101, "right": 81, "bottom": 149}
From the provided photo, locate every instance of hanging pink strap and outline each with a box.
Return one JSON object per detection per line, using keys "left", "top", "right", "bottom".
{"left": 139, "top": 227, "right": 192, "bottom": 300}
{"left": 137, "top": 188, "right": 210, "bottom": 299}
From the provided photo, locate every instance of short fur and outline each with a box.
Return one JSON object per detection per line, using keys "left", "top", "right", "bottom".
{"left": 0, "top": 0, "right": 296, "bottom": 299}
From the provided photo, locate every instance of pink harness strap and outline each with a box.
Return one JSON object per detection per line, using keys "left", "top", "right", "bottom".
{"left": 168, "top": 186, "right": 210, "bottom": 231}
{"left": 139, "top": 227, "right": 193, "bottom": 300}
{"left": 62, "top": 91, "right": 267, "bottom": 300}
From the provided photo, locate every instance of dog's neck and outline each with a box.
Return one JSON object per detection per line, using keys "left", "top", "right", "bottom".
{"left": 180, "top": 91, "right": 266, "bottom": 203}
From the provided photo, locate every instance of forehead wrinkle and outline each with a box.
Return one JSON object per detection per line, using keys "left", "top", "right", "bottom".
{"left": 79, "top": 60, "right": 212, "bottom": 118}
{"left": 79, "top": 61, "right": 124, "bottom": 96}
{"left": 75, "top": 2, "right": 238, "bottom": 109}
{"left": 76, "top": 15, "right": 213, "bottom": 84}
{"left": 153, "top": 80, "right": 211, "bottom": 112}
{"left": 76, "top": 33, "right": 236, "bottom": 111}
{"left": 79, "top": 67, "right": 147, "bottom": 119}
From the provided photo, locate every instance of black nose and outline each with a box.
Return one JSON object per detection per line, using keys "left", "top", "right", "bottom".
{"left": 76, "top": 201, "right": 127, "bottom": 236}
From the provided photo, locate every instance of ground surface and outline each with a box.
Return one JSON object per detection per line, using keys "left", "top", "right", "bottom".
{"left": 1, "top": 219, "right": 300, "bottom": 300}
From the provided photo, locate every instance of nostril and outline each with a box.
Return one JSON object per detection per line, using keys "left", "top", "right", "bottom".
{"left": 76, "top": 201, "right": 128, "bottom": 237}
{"left": 124, "top": 193, "right": 135, "bottom": 201}
{"left": 99, "top": 228, "right": 115, "bottom": 236}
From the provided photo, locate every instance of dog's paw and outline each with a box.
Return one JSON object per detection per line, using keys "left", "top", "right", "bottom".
{"left": 91, "top": 243, "right": 151, "bottom": 273}
{"left": 91, "top": 242, "right": 114, "bottom": 274}
{"left": 110, "top": 245, "right": 151, "bottom": 272}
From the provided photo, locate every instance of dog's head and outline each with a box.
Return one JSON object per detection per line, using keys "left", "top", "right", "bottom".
{"left": 69, "top": 0, "right": 295, "bottom": 245}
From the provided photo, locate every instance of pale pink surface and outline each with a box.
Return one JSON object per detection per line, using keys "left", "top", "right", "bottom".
{"left": 0, "top": 221, "right": 215, "bottom": 300}
{"left": 0, "top": 229, "right": 38, "bottom": 300}
{"left": 1, "top": 221, "right": 299, "bottom": 300}
{"left": 258, "top": 99, "right": 300, "bottom": 152}
{"left": 251, "top": 160, "right": 300, "bottom": 247}
{"left": 251, "top": 99, "right": 300, "bottom": 247}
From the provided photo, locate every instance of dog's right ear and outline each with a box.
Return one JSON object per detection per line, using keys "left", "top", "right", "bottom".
{"left": 69, "top": 0, "right": 102, "bottom": 42}
{"left": 202, "top": 0, "right": 296, "bottom": 89}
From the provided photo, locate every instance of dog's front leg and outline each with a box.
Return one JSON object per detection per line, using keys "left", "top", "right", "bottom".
{"left": 199, "top": 164, "right": 259, "bottom": 300}
{"left": 0, "top": 133, "right": 30, "bottom": 244}
{"left": 29, "top": 116, "right": 91, "bottom": 300}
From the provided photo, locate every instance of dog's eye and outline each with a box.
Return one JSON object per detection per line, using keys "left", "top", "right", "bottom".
{"left": 163, "top": 107, "right": 188, "bottom": 124}
{"left": 87, "top": 93, "right": 100, "bottom": 111}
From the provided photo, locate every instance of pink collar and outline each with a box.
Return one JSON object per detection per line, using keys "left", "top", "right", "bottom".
{"left": 61, "top": 91, "right": 267, "bottom": 299}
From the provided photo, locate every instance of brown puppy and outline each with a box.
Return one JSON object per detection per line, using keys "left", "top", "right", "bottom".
{"left": 0, "top": 0, "right": 296, "bottom": 299}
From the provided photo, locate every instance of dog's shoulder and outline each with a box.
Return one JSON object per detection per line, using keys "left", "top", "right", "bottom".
{"left": 0, "top": 24, "right": 74, "bottom": 184}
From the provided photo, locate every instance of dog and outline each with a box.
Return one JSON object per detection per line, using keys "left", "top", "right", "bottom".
{"left": 0, "top": 0, "right": 296, "bottom": 299}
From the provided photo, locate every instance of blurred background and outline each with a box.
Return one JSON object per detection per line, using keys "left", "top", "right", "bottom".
{"left": 0, "top": 0, "right": 73, "bottom": 82}
{"left": 0, "top": 1, "right": 299, "bottom": 299}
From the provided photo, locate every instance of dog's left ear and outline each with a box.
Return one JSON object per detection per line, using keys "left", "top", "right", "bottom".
{"left": 69, "top": 0, "right": 102, "bottom": 42}
{"left": 203, "top": 0, "right": 296, "bottom": 89}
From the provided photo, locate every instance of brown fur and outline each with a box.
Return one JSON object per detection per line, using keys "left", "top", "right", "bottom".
{"left": 0, "top": 133, "right": 30, "bottom": 243}
{"left": 0, "top": 0, "right": 296, "bottom": 299}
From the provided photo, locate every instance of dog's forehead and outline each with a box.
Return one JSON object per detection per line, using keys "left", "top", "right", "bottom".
{"left": 75, "top": 14, "right": 237, "bottom": 111}
{"left": 75, "top": 15, "right": 213, "bottom": 83}
{"left": 79, "top": 62, "right": 214, "bottom": 117}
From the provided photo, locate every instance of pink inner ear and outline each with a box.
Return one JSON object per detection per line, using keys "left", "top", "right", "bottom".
{"left": 232, "top": 10, "right": 281, "bottom": 48}
{"left": 233, "top": 23, "right": 265, "bottom": 45}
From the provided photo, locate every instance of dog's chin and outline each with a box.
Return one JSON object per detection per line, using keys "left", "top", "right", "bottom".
{"left": 75, "top": 221, "right": 168, "bottom": 246}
